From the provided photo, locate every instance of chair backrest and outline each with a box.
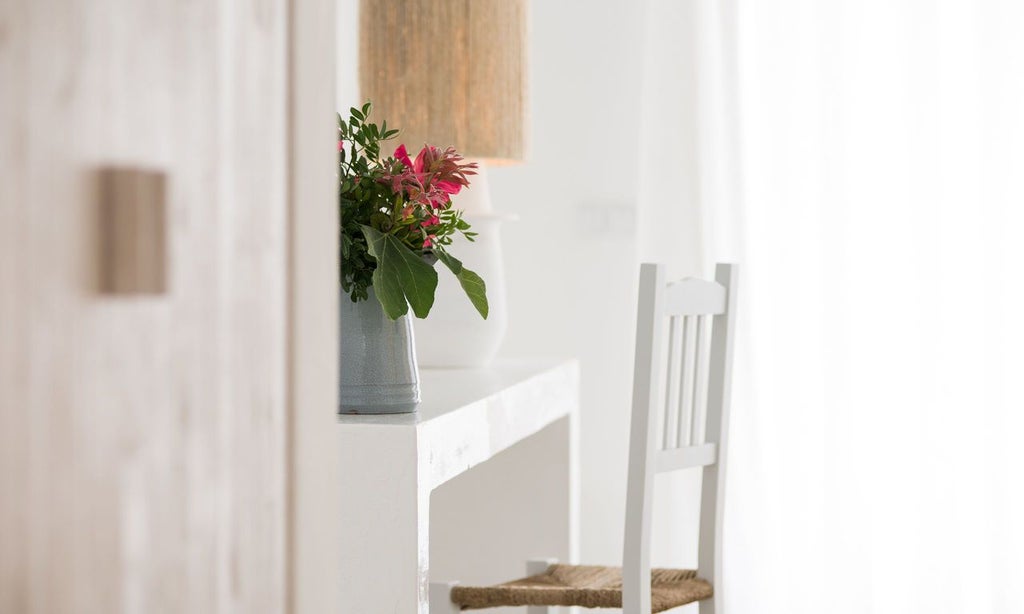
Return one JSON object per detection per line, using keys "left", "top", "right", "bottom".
{"left": 622, "top": 263, "right": 739, "bottom": 614}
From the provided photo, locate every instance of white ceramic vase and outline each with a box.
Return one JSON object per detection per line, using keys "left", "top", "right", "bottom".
{"left": 414, "top": 214, "right": 508, "bottom": 367}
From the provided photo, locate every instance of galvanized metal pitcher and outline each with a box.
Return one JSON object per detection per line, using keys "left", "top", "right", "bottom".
{"left": 338, "top": 289, "right": 420, "bottom": 414}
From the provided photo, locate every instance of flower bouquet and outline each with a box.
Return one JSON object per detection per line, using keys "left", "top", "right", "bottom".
{"left": 339, "top": 102, "right": 488, "bottom": 320}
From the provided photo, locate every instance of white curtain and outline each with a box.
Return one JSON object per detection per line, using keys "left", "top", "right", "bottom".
{"left": 702, "top": 1, "right": 1024, "bottom": 612}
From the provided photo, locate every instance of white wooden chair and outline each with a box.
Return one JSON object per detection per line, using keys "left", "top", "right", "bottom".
{"left": 432, "top": 263, "right": 739, "bottom": 613}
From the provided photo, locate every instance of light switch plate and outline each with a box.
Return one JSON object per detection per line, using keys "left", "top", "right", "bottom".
{"left": 575, "top": 201, "right": 637, "bottom": 236}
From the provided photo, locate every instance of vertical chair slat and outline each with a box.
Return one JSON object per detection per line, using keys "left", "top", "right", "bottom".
{"left": 700, "top": 314, "right": 714, "bottom": 444}
{"left": 662, "top": 316, "right": 680, "bottom": 449}
{"left": 676, "top": 315, "right": 694, "bottom": 447}
{"left": 678, "top": 316, "right": 689, "bottom": 446}
{"left": 689, "top": 315, "right": 707, "bottom": 445}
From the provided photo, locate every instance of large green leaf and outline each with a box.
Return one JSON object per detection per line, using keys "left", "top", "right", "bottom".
{"left": 435, "top": 250, "right": 489, "bottom": 319}
{"left": 360, "top": 226, "right": 438, "bottom": 319}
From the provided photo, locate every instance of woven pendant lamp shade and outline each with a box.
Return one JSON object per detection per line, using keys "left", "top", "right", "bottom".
{"left": 359, "top": 0, "right": 527, "bottom": 164}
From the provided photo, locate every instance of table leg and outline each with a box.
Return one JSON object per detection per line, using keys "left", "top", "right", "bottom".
{"left": 339, "top": 426, "right": 430, "bottom": 613}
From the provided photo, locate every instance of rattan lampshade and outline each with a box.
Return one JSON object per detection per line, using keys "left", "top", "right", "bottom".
{"left": 359, "top": 0, "right": 527, "bottom": 164}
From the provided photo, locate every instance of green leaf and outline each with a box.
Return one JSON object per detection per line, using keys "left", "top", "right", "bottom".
{"left": 369, "top": 211, "right": 390, "bottom": 230}
{"left": 435, "top": 250, "right": 488, "bottom": 319}
{"left": 360, "top": 225, "right": 438, "bottom": 319}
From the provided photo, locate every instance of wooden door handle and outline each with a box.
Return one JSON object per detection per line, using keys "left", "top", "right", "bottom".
{"left": 98, "top": 167, "right": 168, "bottom": 295}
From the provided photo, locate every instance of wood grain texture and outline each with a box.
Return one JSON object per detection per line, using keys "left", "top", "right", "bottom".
{"left": 0, "top": 1, "right": 290, "bottom": 612}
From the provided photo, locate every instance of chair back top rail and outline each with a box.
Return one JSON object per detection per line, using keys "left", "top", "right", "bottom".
{"left": 664, "top": 277, "right": 728, "bottom": 316}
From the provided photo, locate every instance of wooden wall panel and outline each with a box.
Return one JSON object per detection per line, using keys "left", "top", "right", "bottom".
{"left": 285, "top": 0, "right": 341, "bottom": 610}
{"left": 0, "top": 0, "right": 292, "bottom": 612}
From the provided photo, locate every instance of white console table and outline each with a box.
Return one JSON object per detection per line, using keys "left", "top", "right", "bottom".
{"left": 338, "top": 359, "right": 580, "bottom": 613}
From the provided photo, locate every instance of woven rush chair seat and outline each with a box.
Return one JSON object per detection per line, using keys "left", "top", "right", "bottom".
{"left": 449, "top": 564, "right": 713, "bottom": 612}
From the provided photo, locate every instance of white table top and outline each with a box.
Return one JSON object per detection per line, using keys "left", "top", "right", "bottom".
{"left": 338, "top": 358, "right": 578, "bottom": 490}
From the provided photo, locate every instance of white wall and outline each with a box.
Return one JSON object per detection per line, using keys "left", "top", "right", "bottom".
{"left": 337, "top": 0, "right": 708, "bottom": 573}
{"left": 487, "top": 0, "right": 648, "bottom": 566}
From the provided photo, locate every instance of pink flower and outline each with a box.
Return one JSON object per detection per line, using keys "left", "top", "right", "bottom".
{"left": 428, "top": 192, "right": 449, "bottom": 209}
{"left": 422, "top": 235, "right": 433, "bottom": 248}
{"left": 428, "top": 215, "right": 440, "bottom": 226}
{"left": 414, "top": 147, "right": 430, "bottom": 174}
{"left": 338, "top": 140, "right": 345, "bottom": 152}
{"left": 395, "top": 144, "right": 414, "bottom": 170}
{"left": 436, "top": 180, "right": 463, "bottom": 195}
{"left": 380, "top": 143, "right": 477, "bottom": 214}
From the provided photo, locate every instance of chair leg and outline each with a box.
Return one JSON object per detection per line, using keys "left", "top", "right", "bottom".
{"left": 430, "top": 581, "right": 461, "bottom": 614}
{"left": 526, "top": 558, "right": 559, "bottom": 614}
{"left": 701, "top": 595, "right": 717, "bottom": 614}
